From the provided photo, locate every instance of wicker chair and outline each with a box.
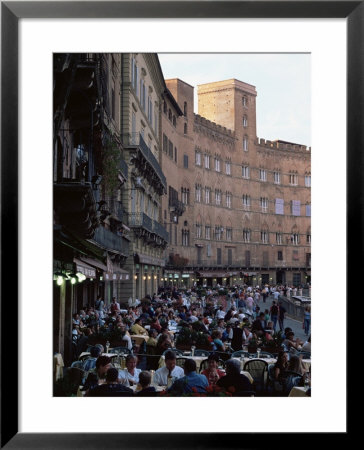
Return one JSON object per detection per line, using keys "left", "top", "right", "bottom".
{"left": 231, "top": 350, "right": 250, "bottom": 358}
{"left": 193, "top": 349, "right": 211, "bottom": 357}
{"left": 199, "top": 358, "right": 225, "bottom": 373}
{"left": 162, "top": 348, "right": 184, "bottom": 357}
{"left": 175, "top": 357, "right": 187, "bottom": 369}
{"left": 258, "top": 351, "right": 275, "bottom": 359}
{"left": 243, "top": 359, "right": 268, "bottom": 393}
{"left": 110, "top": 346, "right": 132, "bottom": 355}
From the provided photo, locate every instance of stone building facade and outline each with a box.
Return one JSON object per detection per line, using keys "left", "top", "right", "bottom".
{"left": 161, "top": 78, "right": 311, "bottom": 288}
{"left": 119, "top": 53, "right": 169, "bottom": 301}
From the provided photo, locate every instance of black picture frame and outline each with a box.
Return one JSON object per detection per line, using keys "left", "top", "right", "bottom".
{"left": 1, "top": 1, "right": 357, "bottom": 448}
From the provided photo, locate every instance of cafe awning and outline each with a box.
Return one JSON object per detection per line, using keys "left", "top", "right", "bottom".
{"left": 104, "top": 267, "right": 130, "bottom": 281}
{"left": 134, "top": 253, "right": 165, "bottom": 267}
{"left": 79, "top": 256, "right": 107, "bottom": 272}
{"left": 197, "top": 271, "right": 227, "bottom": 278}
{"left": 74, "top": 258, "right": 96, "bottom": 278}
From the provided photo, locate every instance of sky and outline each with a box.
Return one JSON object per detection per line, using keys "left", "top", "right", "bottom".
{"left": 158, "top": 53, "right": 311, "bottom": 147}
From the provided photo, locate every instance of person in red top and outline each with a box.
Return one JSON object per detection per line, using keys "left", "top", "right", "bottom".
{"left": 201, "top": 353, "right": 225, "bottom": 386}
{"left": 150, "top": 316, "right": 162, "bottom": 333}
{"left": 110, "top": 297, "right": 120, "bottom": 313}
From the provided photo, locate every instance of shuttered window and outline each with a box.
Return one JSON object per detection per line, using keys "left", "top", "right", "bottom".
{"left": 275, "top": 198, "right": 284, "bottom": 215}
{"left": 291, "top": 200, "right": 301, "bottom": 216}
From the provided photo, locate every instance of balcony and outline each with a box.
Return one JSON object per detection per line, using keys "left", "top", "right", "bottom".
{"left": 129, "top": 212, "right": 153, "bottom": 233}
{"left": 128, "top": 212, "right": 168, "bottom": 247}
{"left": 169, "top": 198, "right": 185, "bottom": 217}
{"left": 122, "top": 133, "right": 166, "bottom": 194}
{"left": 153, "top": 220, "right": 169, "bottom": 242}
{"left": 91, "top": 225, "right": 129, "bottom": 256}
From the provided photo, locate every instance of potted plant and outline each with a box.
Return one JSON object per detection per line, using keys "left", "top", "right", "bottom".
{"left": 262, "top": 330, "right": 284, "bottom": 354}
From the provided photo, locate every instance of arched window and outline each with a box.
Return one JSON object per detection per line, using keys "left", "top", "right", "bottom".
{"left": 184, "top": 123, "right": 187, "bottom": 134}
{"left": 163, "top": 100, "right": 167, "bottom": 114}
{"left": 184, "top": 102, "right": 187, "bottom": 116}
{"left": 168, "top": 109, "right": 172, "bottom": 121}
{"left": 243, "top": 136, "right": 248, "bottom": 151}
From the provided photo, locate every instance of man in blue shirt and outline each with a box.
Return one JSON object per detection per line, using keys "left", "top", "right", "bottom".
{"left": 167, "top": 359, "right": 208, "bottom": 395}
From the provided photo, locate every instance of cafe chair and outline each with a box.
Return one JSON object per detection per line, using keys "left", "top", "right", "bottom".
{"left": 111, "top": 355, "right": 126, "bottom": 370}
{"left": 82, "top": 357, "right": 97, "bottom": 372}
{"left": 70, "top": 360, "right": 83, "bottom": 369}
{"left": 199, "top": 358, "right": 225, "bottom": 373}
{"left": 162, "top": 348, "right": 184, "bottom": 357}
{"left": 194, "top": 349, "right": 211, "bottom": 357}
{"left": 258, "top": 351, "right": 275, "bottom": 358}
{"left": 175, "top": 357, "right": 187, "bottom": 369}
{"left": 213, "top": 351, "right": 230, "bottom": 362}
{"left": 231, "top": 350, "right": 249, "bottom": 358}
{"left": 110, "top": 346, "right": 131, "bottom": 355}
{"left": 243, "top": 359, "right": 268, "bottom": 394}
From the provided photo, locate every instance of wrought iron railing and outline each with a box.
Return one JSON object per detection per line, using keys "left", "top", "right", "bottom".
{"left": 153, "top": 220, "right": 169, "bottom": 242}
{"left": 92, "top": 226, "right": 129, "bottom": 255}
{"left": 128, "top": 213, "right": 168, "bottom": 242}
{"left": 122, "top": 133, "right": 166, "bottom": 189}
{"left": 128, "top": 212, "right": 154, "bottom": 234}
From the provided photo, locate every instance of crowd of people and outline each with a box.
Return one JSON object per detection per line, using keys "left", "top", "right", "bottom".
{"left": 61, "top": 283, "right": 311, "bottom": 397}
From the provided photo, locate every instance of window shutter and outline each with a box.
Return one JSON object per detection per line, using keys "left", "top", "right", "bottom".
{"left": 292, "top": 200, "right": 301, "bottom": 216}
{"left": 306, "top": 205, "right": 311, "bottom": 216}
{"left": 275, "top": 198, "right": 284, "bottom": 215}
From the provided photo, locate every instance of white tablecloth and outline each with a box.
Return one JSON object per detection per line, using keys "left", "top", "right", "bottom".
{"left": 158, "top": 355, "right": 207, "bottom": 369}
{"left": 289, "top": 386, "right": 310, "bottom": 397}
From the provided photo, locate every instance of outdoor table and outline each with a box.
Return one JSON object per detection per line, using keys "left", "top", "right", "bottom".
{"left": 130, "top": 334, "right": 149, "bottom": 345}
{"left": 79, "top": 352, "right": 119, "bottom": 359}
{"left": 158, "top": 355, "right": 207, "bottom": 370}
{"left": 233, "top": 357, "right": 277, "bottom": 371}
{"left": 301, "top": 359, "right": 311, "bottom": 371}
{"left": 288, "top": 386, "right": 310, "bottom": 397}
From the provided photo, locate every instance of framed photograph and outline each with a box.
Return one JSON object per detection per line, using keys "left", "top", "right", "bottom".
{"left": 2, "top": 0, "right": 358, "bottom": 447}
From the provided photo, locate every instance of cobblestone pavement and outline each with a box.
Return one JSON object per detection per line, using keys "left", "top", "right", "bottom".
{"left": 255, "top": 294, "right": 308, "bottom": 342}
{"left": 222, "top": 292, "right": 308, "bottom": 342}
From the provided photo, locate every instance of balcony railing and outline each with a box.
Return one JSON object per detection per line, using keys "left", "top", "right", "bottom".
{"left": 166, "top": 259, "right": 308, "bottom": 270}
{"left": 128, "top": 212, "right": 154, "bottom": 234}
{"left": 91, "top": 225, "right": 129, "bottom": 255}
{"left": 128, "top": 213, "right": 169, "bottom": 243}
{"left": 169, "top": 198, "right": 185, "bottom": 216}
{"left": 153, "top": 220, "right": 169, "bottom": 242}
{"left": 122, "top": 133, "right": 166, "bottom": 190}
